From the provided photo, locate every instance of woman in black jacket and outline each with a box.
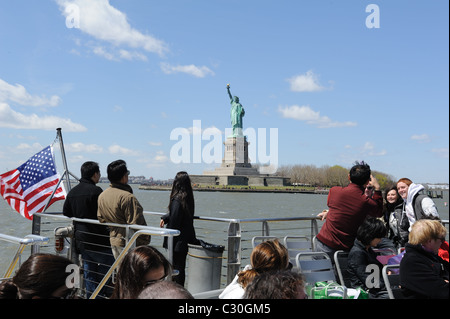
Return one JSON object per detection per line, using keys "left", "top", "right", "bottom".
{"left": 160, "top": 171, "right": 198, "bottom": 286}
{"left": 400, "top": 219, "right": 448, "bottom": 299}
{"left": 383, "top": 186, "right": 407, "bottom": 249}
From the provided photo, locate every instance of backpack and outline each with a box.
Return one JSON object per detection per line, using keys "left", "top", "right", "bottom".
{"left": 412, "top": 191, "right": 437, "bottom": 220}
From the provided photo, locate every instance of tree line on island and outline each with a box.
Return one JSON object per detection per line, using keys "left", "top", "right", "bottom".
{"left": 272, "top": 164, "right": 396, "bottom": 190}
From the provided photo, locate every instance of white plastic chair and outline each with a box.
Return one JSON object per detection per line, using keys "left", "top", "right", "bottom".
{"left": 296, "top": 251, "right": 336, "bottom": 286}
{"left": 333, "top": 250, "right": 351, "bottom": 287}
{"left": 283, "top": 236, "right": 312, "bottom": 267}
{"left": 382, "top": 264, "right": 402, "bottom": 299}
{"left": 251, "top": 236, "right": 277, "bottom": 248}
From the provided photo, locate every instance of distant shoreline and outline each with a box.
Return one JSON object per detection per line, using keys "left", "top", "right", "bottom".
{"left": 139, "top": 184, "right": 329, "bottom": 195}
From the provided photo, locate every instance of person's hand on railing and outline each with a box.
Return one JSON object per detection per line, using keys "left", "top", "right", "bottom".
{"left": 317, "top": 209, "right": 328, "bottom": 221}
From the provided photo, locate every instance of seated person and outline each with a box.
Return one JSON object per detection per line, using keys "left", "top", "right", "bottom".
{"left": 243, "top": 270, "right": 306, "bottom": 299}
{"left": 0, "top": 253, "right": 77, "bottom": 299}
{"left": 400, "top": 219, "right": 449, "bottom": 299}
{"left": 347, "top": 218, "right": 389, "bottom": 299}
{"left": 110, "top": 246, "right": 172, "bottom": 299}
{"left": 137, "top": 281, "right": 193, "bottom": 299}
{"left": 219, "top": 239, "right": 290, "bottom": 299}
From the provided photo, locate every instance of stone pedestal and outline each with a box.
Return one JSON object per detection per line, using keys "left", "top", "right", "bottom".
{"left": 204, "top": 136, "right": 259, "bottom": 176}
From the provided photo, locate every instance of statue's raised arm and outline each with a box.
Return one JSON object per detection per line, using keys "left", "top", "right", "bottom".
{"left": 227, "top": 84, "right": 233, "bottom": 101}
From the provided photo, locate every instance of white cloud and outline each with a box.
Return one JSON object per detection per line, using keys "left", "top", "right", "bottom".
{"left": 160, "top": 63, "right": 215, "bottom": 78}
{"left": 57, "top": 0, "right": 168, "bottom": 58}
{"left": 0, "top": 103, "right": 87, "bottom": 132}
{"left": 432, "top": 148, "right": 449, "bottom": 159}
{"left": 287, "top": 70, "right": 327, "bottom": 92}
{"left": 108, "top": 144, "right": 139, "bottom": 156}
{"left": 153, "top": 151, "right": 169, "bottom": 163}
{"left": 361, "top": 142, "right": 387, "bottom": 156}
{"left": 0, "top": 78, "right": 61, "bottom": 107}
{"left": 278, "top": 105, "right": 357, "bottom": 128}
{"left": 119, "top": 49, "right": 147, "bottom": 61}
{"left": 411, "top": 134, "right": 431, "bottom": 143}
{"left": 66, "top": 142, "right": 103, "bottom": 153}
{"left": 93, "top": 46, "right": 116, "bottom": 61}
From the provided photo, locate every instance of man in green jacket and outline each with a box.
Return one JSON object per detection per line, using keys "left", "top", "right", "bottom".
{"left": 97, "top": 159, "right": 150, "bottom": 259}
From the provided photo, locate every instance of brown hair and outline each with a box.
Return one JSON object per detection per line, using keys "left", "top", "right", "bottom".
{"left": 238, "top": 239, "right": 289, "bottom": 288}
{"left": 0, "top": 253, "right": 73, "bottom": 299}
{"left": 111, "top": 246, "right": 172, "bottom": 299}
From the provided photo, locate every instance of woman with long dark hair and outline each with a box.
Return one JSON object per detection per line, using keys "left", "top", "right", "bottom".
{"left": 383, "top": 186, "right": 407, "bottom": 248}
{"left": 0, "top": 253, "right": 76, "bottom": 299}
{"left": 110, "top": 246, "right": 172, "bottom": 299}
{"left": 160, "top": 171, "right": 198, "bottom": 286}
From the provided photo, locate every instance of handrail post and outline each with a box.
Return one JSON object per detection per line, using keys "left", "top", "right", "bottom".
{"left": 31, "top": 215, "right": 41, "bottom": 254}
{"left": 310, "top": 218, "right": 319, "bottom": 241}
{"left": 262, "top": 220, "right": 270, "bottom": 236}
{"left": 226, "top": 220, "right": 241, "bottom": 284}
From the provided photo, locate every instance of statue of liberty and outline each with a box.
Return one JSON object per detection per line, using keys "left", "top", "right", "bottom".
{"left": 226, "top": 84, "right": 245, "bottom": 137}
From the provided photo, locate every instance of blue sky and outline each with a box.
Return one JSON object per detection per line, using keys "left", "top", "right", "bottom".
{"left": 0, "top": 0, "right": 448, "bottom": 183}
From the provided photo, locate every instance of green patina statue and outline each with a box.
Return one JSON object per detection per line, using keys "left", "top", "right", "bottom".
{"left": 227, "top": 84, "right": 245, "bottom": 137}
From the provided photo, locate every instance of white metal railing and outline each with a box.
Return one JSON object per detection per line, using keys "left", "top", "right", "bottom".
{"left": 10, "top": 211, "right": 448, "bottom": 299}
{"left": 0, "top": 234, "right": 49, "bottom": 279}
{"left": 30, "top": 211, "right": 322, "bottom": 287}
{"left": 30, "top": 212, "right": 180, "bottom": 298}
{"left": 144, "top": 211, "right": 321, "bottom": 284}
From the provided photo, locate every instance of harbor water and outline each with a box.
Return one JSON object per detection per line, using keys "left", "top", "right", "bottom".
{"left": 1, "top": 183, "right": 449, "bottom": 280}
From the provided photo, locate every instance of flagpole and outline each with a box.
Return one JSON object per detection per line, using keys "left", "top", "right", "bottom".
{"left": 41, "top": 128, "right": 77, "bottom": 213}
{"left": 56, "top": 127, "right": 78, "bottom": 192}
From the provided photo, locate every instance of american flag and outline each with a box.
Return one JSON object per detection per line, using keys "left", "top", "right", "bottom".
{"left": 0, "top": 145, "right": 66, "bottom": 220}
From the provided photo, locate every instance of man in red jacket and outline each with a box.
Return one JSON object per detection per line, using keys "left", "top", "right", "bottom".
{"left": 315, "top": 162, "right": 383, "bottom": 259}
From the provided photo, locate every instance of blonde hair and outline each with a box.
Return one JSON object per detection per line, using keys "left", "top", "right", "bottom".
{"left": 408, "top": 219, "right": 447, "bottom": 245}
{"left": 238, "top": 239, "right": 289, "bottom": 288}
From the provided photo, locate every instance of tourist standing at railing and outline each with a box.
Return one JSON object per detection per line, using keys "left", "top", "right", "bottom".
{"left": 315, "top": 161, "right": 383, "bottom": 259}
{"left": 160, "top": 171, "right": 198, "bottom": 287}
{"left": 98, "top": 160, "right": 150, "bottom": 259}
{"left": 63, "top": 161, "right": 114, "bottom": 298}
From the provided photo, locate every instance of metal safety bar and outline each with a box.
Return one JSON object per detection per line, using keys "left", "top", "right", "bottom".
{"left": 0, "top": 234, "right": 49, "bottom": 279}
{"left": 144, "top": 211, "right": 321, "bottom": 283}
{"left": 32, "top": 212, "right": 180, "bottom": 298}
{"left": 89, "top": 228, "right": 180, "bottom": 299}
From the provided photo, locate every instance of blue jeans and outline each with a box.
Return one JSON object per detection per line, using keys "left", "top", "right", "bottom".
{"left": 82, "top": 248, "right": 115, "bottom": 298}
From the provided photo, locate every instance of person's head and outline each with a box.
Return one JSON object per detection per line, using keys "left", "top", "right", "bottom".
{"left": 238, "top": 239, "right": 290, "bottom": 288}
{"left": 137, "top": 280, "right": 194, "bottom": 299}
{"left": 408, "top": 219, "right": 447, "bottom": 254}
{"left": 0, "top": 253, "right": 75, "bottom": 299}
{"left": 234, "top": 96, "right": 239, "bottom": 103}
{"left": 168, "top": 171, "right": 194, "bottom": 214}
{"left": 111, "top": 246, "right": 172, "bottom": 299}
{"left": 396, "top": 178, "right": 413, "bottom": 200}
{"left": 243, "top": 270, "right": 306, "bottom": 299}
{"left": 80, "top": 161, "right": 100, "bottom": 182}
{"left": 356, "top": 217, "right": 387, "bottom": 247}
{"left": 107, "top": 159, "right": 129, "bottom": 184}
{"left": 349, "top": 161, "right": 371, "bottom": 186}
{"left": 385, "top": 186, "right": 401, "bottom": 204}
